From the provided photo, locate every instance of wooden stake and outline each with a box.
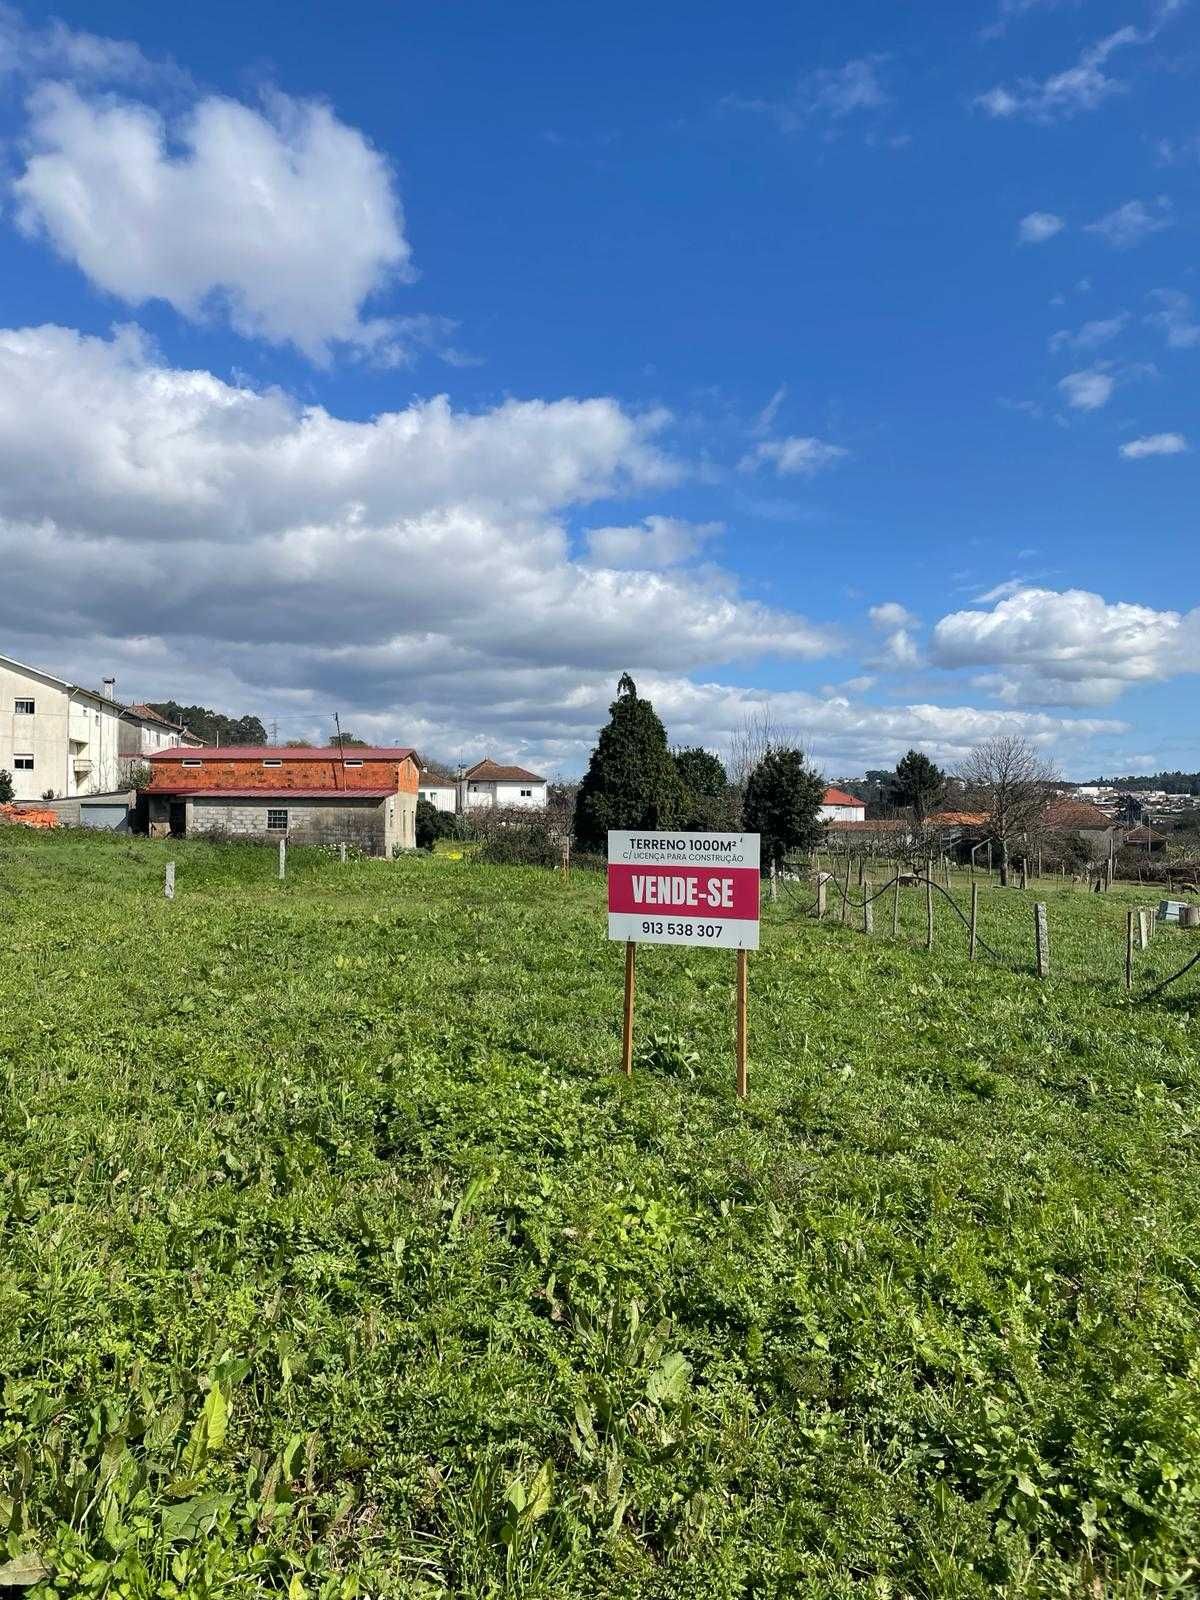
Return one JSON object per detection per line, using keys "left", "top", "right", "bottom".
{"left": 278, "top": 838, "right": 287, "bottom": 881}
{"left": 816, "top": 877, "right": 827, "bottom": 919}
{"left": 892, "top": 876, "right": 900, "bottom": 938}
{"left": 1035, "top": 903, "right": 1049, "bottom": 979}
{"left": 926, "top": 873, "right": 934, "bottom": 952}
{"left": 770, "top": 860, "right": 778, "bottom": 902}
{"left": 841, "top": 855, "right": 851, "bottom": 925}
{"left": 1125, "top": 909, "right": 1134, "bottom": 994}
{"left": 1021, "top": 858, "right": 1029, "bottom": 892}
{"left": 944, "top": 857, "right": 951, "bottom": 892}
{"left": 339, "top": 842, "right": 347, "bottom": 864}
{"left": 621, "top": 941, "right": 636, "bottom": 1077}
{"left": 862, "top": 876, "right": 873, "bottom": 934}
{"left": 164, "top": 861, "right": 175, "bottom": 901}
{"left": 970, "top": 881, "right": 978, "bottom": 960}
{"left": 735, "top": 947, "right": 748, "bottom": 1100}
{"left": 1138, "top": 908, "right": 1150, "bottom": 951}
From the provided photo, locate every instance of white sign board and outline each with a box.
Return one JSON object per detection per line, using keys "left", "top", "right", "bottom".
{"left": 607, "top": 830, "right": 760, "bottom": 949}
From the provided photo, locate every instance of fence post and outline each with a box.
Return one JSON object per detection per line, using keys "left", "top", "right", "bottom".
{"left": 862, "top": 876, "right": 873, "bottom": 934}
{"left": 841, "top": 855, "right": 851, "bottom": 926}
{"left": 892, "top": 876, "right": 900, "bottom": 938}
{"left": 770, "top": 860, "right": 778, "bottom": 902}
{"left": 1035, "top": 903, "right": 1049, "bottom": 978}
{"left": 816, "top": 877, "right": 827, "bottom": 919}
{"left": 278, "top": 838, "right": 286, "bottom": 881}
{"left": 164, "top": 861, "right": 175, "bottom": 901}
{"left": 925, "top": 874, "right": 934, "bottom": 952}
{"left": 944, "top": 856, "right": 951, "bottom": 891}
{"left": 970, "top": 882, "right": 978, "bottom": 960}
{"left": 1125, "top": 909, "right": 1135, "bottom": 993}
{"left": 339, "top": 842, "right": 347, "bottom": 865}
{"left": 1021, "top": 858, "right": 1029, "bottom": 892}
{"left": 1138, "top": 908, "right": 1150, "bottom": 951}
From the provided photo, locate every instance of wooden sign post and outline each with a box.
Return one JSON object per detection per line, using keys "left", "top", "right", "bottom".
{"left": 164, "top": 861, "right": 175, "bottom": 901}
{"left": 621, "top": 941, "right": 636, "bottom": 1076}
{"left": 608, "top": 831, "right": 760, "bottom": 1098}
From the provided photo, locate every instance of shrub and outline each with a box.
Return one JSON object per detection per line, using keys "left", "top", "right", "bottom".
{"left": 416, "top": 798, "right": 457, "bottom": 851}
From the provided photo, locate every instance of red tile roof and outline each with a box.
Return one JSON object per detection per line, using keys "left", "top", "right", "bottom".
{"left": 147, "top": 745, "right": 417, "bottom": 762}
{"left": 178, "top": 789, "right": 395, "bottom": 800}
{"left": 1042, "top": 799, "right": 1112, "bottom": 830}
{"left": 822, "top": 787, "right": 865, "bottom": 807}
{"left": 929, "top": 811, "right": 989, "bottom": 827}
{"left": 466, "top": 759, "right": 546, "bottom": 784}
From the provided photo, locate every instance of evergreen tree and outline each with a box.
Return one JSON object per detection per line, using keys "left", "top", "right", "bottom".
{"left": 0, "top": 769, "right": 13, "bottom": 803}
{"left": 674, "top": 746, "right": 736, "bottom": 829}
{"left": 147, "top": 702, "right": 267, "bottom": 746}
{"left": 890, "top": 748, "right": 946, "bottom": 824}
{"left": 574, "top": 674, "right": 686, "bottom": 851}
{"left": 742, "top": 747, "right": 825, "bottom": 871}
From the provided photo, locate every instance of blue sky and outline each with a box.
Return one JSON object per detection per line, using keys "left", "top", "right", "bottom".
{"left": 0, "top": 0, "right": 1196, "bottom": 776}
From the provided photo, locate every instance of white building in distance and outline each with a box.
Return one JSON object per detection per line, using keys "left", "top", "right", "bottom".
{"left": 819, "top": 786, "right": 866, "bottom": 822}
{"left": 1, "top": 652, "right": 200, "bottom": 802}
{"left": 463, "top": 759, "right": 548, "bottom": 810}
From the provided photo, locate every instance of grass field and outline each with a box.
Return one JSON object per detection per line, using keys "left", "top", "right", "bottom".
{"left": 1, "top": 827, "right": 1199, "bottom": 1599}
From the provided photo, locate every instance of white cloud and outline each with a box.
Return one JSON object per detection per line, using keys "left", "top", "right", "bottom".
{"left": 0, "top": 4, "right": 172, "bottom": 87}
{"left": 584, "top": 515, "right": 723, "bottom": 569}
{"left": 1119, "top": 432, "right": 1188, "bottom": 458}
{"left": 869, "top": 601, "right": 916, "bottom": 630}
{"left": 1146, "top": 288, "right": 1200, "bottom": 349}
{"left": 726, "top": 56, "right": 889, "bottom": 135}
{"left": 931, "top": 585, "right": 1200, "bottom": 706}
{"left": 974, "top": 26, "right": 1141, "bottom": 122}
{"left": 1085, "top": 197, "right": 1172, "bottom": 249}
{"left": 14, "top": 82, "right": 412, "bottom": 362}
{"left": 1018, "top": 210, "right": 1065, "bottom": 244}
{"left": 1048, "top": 313, "right": 1128, "bottom": 353}
{"left": 1058, "top": 366, "right": 1115, "bottom": 410}
{"left": 867, "top": 602, "right": 921, "bottom": 669}
{"left": 740, "top": 435, "right": 849, "bottom": 476}
{"left": 0, "top": 322, "right": 854, "bottom": 769}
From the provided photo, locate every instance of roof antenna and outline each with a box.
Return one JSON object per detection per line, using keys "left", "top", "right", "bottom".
{"left": 333, "top": 711, "right": 345, "bottom": 790}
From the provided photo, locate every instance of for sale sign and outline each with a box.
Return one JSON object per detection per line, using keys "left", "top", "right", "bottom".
{"left": 607, "top": 831, "right": 760, "bottom": 949}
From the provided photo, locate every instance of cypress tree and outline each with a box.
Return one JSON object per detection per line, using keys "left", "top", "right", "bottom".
{"left": 742, "top": 747, "right": 825, "bottom": 871}
{"left": 574, "top": 674, "right": 686, "bottom": 851}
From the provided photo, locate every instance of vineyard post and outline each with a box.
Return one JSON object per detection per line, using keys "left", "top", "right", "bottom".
{"left": 862, "top": 875, "right": 873, "bottom": 934}
{"left": 969, "top": 882, "right": 978, "bottom": 960}
{"left": 925, "top": 874, "right": 934, "bottom": 952}
{"left": 1125, "top": 909, "right": 1135, "bottom": 993}
{"left": 164, "top": 861, "right": 175, "bottom": 901}
{"left": 278, "top": 839, "right": 286, "bottom": 881}
{"left": 1035, "top": 903, "right": 1049, "bottom": 979}
{"left": 1021, "top": 858, "right": 1029, "bottom": 892}
{"left": 892, "top": 876, "right": 900, "bottom": 938}
{"left": 987, "top": 839, "right": 993, "bottom": 878}
{"left": 816, "top": 877, "right": 827, "bottom": 919}
{"left": 339, "top": 842, "right": 347, "bottom": 865}
{"left": 770, "top": 860, "right": 777, "bottom": 902}
{"left": 943, "top": 856, "right": 951, "bottom": 891}
{"left": 858, "top": 856, "right": 865, "bottom": 888}
{"left": 1138, "top": 909, "right": 1150, "bottom": 951}
{"left": 841, "top": 855, "right": 851, "bottom": 926}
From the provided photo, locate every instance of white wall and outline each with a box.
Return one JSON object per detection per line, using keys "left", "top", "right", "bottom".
{"left": 0, "top": 659, "right": 125, "bottom": 801}
{"left": 465, "top": 779, "right": 547, "bottom": 810}
{"left": 820, "top": 802, "right": 865, "bottom": 822}
{"left": 418, "top": 782, "right": 457, "bottom": 813}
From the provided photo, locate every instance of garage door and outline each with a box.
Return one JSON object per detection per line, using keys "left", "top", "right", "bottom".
{"left": 80, "top": 804, "right": 130, "bottom": 830}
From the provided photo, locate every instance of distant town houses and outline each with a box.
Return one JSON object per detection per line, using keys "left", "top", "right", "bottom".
{"left": 419, "top": 758, "right": 549, "bottom": 814}
{"left": 1, "top": 650, "right": 200, "bottom": 804}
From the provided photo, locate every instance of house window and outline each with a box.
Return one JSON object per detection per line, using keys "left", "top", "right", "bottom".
{"left": 266, "top": 808, "right": 289, "bottom": 832}
{"left": 344, "top": 759, "right": 363, "bottom": 768}
{"left": 14, "top": 698, "right": 34, "bottom": 714}
{"left": 263, "top": 759, "right": 282, "bottom": 767}
{"left": 14, "top": 754, "right": 33, "bottom": 770}
{"left": 182, "top": 759, "right": 203, "bottom": 768}
{"left": 520, "top": 788, "right": 532, "bottom": 797}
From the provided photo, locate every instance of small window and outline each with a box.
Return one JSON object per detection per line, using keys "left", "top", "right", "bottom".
{"left": 263, "top": 759, "right": 282, "bottom": 767}
{"left": 14, "top": 698, "right": 34, "bottom": 715}
{"left": 266, "top": 808, "right": 288, "bottom": 832}
{"left": 344, "top": 759, "right": 363, "bottom": 767}
{"left": 181, "top": 759, "right": 203, "bottom": 768}
{"left": 14, "top": 754, "right": 33, "bottom": 770}
{"left": 520, "top": 788, "right": 532, "bottom": 797}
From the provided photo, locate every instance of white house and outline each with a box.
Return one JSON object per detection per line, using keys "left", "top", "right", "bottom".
{"left": 819, "top": 786, "right": 866, "bottom": 822}
{"left": 463, "top": 759, "right": 548, "bottom": 810}
{"left": 417, "top": 766, "right": 459, "bottom": 814}
{"left": 123, "top": 703, "right": 204, "bottom": 759}
{"left": 0, "top": 652, "right": 200, "bottom": 802}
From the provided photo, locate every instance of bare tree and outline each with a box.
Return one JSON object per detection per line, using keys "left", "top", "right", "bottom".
{"left": 957, "top": 735, "right": 1059, "bottom": 885}
{"left": 726, "top": 706, "right": 807, "bottom": 789}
